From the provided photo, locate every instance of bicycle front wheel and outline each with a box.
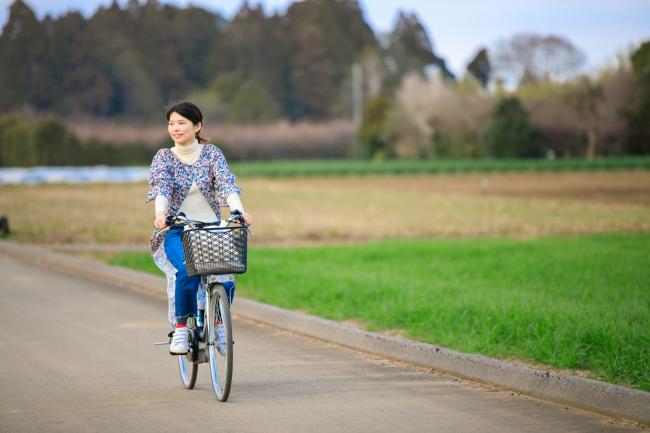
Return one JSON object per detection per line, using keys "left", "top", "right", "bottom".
{"left": 207, "top": 284, "right": 233, "bottom": 401}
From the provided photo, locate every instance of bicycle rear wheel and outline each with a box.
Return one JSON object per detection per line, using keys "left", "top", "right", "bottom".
{"left": 207, "top": 284, "right": 233, "bottom": 401}
{"left": 178, "top": 346, "right": 198, "bottom": 389}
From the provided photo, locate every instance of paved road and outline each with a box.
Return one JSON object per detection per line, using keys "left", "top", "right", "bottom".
{"left": 0, "top": 253, "right": 641, "bottom": 433}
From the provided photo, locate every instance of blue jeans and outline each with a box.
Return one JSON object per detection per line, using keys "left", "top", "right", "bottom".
{"left": 164, "top": 226, "right": 235, "bottom": 319}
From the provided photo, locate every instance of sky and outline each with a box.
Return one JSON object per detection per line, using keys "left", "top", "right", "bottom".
{"left": 1, "top": 0, "right": 649, "bottom": 76}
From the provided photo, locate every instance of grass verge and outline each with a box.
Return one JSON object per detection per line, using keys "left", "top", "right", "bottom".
{"left": 106, "top": 232, "right": 650, "bottom": 391}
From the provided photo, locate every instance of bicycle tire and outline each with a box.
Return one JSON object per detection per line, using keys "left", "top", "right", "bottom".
{"left": 207, "top": 284, "right": 233, "bottom": 401}
{"left": 178, "top": 345, "right": 198, "bottom": 389}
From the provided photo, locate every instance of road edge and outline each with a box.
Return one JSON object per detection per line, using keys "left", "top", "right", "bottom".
{"left": 1, "top": 240, "right": 648, "bottom": 425}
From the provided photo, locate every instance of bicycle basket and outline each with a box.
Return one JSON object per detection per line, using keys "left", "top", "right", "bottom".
{"left": 181, "top": 226, "right": 248, "bottom": 276}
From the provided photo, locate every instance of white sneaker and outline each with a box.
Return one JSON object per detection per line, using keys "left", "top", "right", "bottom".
{"left": 170, "top": 327, "right": 190, "bottom": 355}
{"left": 216, "top": 324, "right": 227, "bottom": 355}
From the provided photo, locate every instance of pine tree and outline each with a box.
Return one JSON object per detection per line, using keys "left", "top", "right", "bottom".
{"left": 387, "top": 11, "right": 454, "bottom": 82}
{"left": 467, "top": 48, "right": 491, "bottom": 88}
{"left": 0, "top": 0, "right": 50, "bottom": 111}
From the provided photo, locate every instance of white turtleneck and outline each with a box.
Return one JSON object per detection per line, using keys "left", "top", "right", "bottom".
{"left": 154, "top": 140, "right": 244, "bottom": 221}
{"left": 171, "top": 140, "right": 202, "bottom": 165}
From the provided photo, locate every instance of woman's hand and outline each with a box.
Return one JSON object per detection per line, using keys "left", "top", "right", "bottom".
{"left": 242, "top": 212, "right": 252, "bottom": 225}
{"left": 154, "top": 212, "right": 167, "bottom": 230}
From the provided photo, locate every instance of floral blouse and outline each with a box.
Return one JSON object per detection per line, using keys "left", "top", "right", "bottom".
{"left": 146, "top": 144, "right": 241, "bottom": 252}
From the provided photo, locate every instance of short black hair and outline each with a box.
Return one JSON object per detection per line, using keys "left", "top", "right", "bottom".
{"left": 165, "top": 101, "right": 207, "bottom": 143}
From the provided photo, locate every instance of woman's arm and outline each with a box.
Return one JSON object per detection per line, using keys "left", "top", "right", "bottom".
{"left": 154, "top": 195, "right": 169, "bottom": 229}
{"left": 147, "top": 149, "right": 173, "bottom": 229}
{"left": 212, "top": 147, "right": 252, "bottom": 224}
{"left": 226, "top": 193, "right": 252, "bottom": 225}
{"left": 213, "top": 148, "right": 241, "bottom": 200}
{"left": 147, "top": 149, "right": 173, "bottom": 202}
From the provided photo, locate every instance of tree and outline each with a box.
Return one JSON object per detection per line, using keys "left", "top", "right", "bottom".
{"left": 184, "top": 73, "right": 238, "bottom": 123}
{"left": 514, "top": 61, "right": 635, "bottom": 158}
{"left": 386, "top": 11, "right": 454, "bottom": 82}
{"left": 287, "top": 23, "right": 336, "bottom": 119}
{"left": 0, "top": 0, "right": 226, "bottom": 117}
{"left": 357, "top": 96, "right": 392, "bottom": 159}
{"left": 569, "top": 76, "right": 604, "bottom": 159}
{"left": 0, "top": 0, "right": 400, "bottom": 122}
{"left": 0, "top": 115, "right": 37, "bottom": 166}
{"left": 284, "top": 0, "right": 376, "bottom": 119}
{"left": 493, "top": 33, "right": 586, "bottom": 86}
{"left": 226, "top": 79, "right": 281, "bottom": 124}
{"left": 47, "top": 11, "right": 112, "bottom": 115}
{"left": 482, "top": 97, "right": 545, "bottom": 158}
{"left": 111, "top": 48, "right": 162, "bottom": 118}
{"left": 467, "top": 47, "right": 491, "bottom": 88}
{"left": 210, "top": 3, "right": 285, "bottom": 112}
{"left": 33, "top": 116, "right": 82, "bottom": 165}
{"left": 0, "top": 114, "right": 84, "bottom": 166}
{"left": 120, "top": 2, "right": 220, "bottom": 110}
{"left": 390, "top": 72, "right": 491, "bottom": 158}
{"left": 625, "top": 41, "right": 650, "bottom": 154}
{"left": 0, "top": 0, "right": 50, "bottom": 111}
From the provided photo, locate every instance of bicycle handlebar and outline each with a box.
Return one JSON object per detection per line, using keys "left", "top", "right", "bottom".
{"left": 164, "top": 210, "right": 247, "bottom": 229}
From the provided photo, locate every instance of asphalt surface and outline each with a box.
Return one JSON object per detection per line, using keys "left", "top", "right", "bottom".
{"left": 0, "top": 253, "right": 642, "bottom": 433}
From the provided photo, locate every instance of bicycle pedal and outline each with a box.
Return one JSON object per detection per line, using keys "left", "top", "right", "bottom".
{"left": 154, "top": 341, "right": 171, "bottom": 346}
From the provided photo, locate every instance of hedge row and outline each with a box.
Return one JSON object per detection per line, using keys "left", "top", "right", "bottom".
{"left": 231, "top": 157, "right": 650, "bottom": 177}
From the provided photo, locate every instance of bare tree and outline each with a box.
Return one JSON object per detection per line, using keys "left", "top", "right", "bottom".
{"left": 391, "top": 72, "right": 492, "bottom": 158}
{"left": 570, "top": 75, "right": 604, "bottom": 159}
{"left": 493, "top": 33, "right": 586, "bottom": 86}
{"left": 523, "top": 60, "right": 634, "bottom": 158}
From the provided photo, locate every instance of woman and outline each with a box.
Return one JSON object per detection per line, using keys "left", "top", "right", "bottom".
{"left": 147, "top": 101, "right": 252, "bottom": 355}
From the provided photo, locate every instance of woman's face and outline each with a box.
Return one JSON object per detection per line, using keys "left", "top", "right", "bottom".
{"left": 168, "top": 111, "right": 201, "bottom": 146}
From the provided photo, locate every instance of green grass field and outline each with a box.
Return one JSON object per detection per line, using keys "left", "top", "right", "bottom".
{"left": 107, "top": 232, "right": 650, "bottom": 392}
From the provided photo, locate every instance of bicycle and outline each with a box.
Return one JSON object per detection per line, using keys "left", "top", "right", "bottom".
{"left": 155, "top": 211, "right": 249, "bottom": 401}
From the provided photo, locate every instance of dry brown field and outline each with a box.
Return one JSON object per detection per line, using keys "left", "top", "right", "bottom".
{"left": 1, "top": 171, "right": 649, "bottom": 246}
